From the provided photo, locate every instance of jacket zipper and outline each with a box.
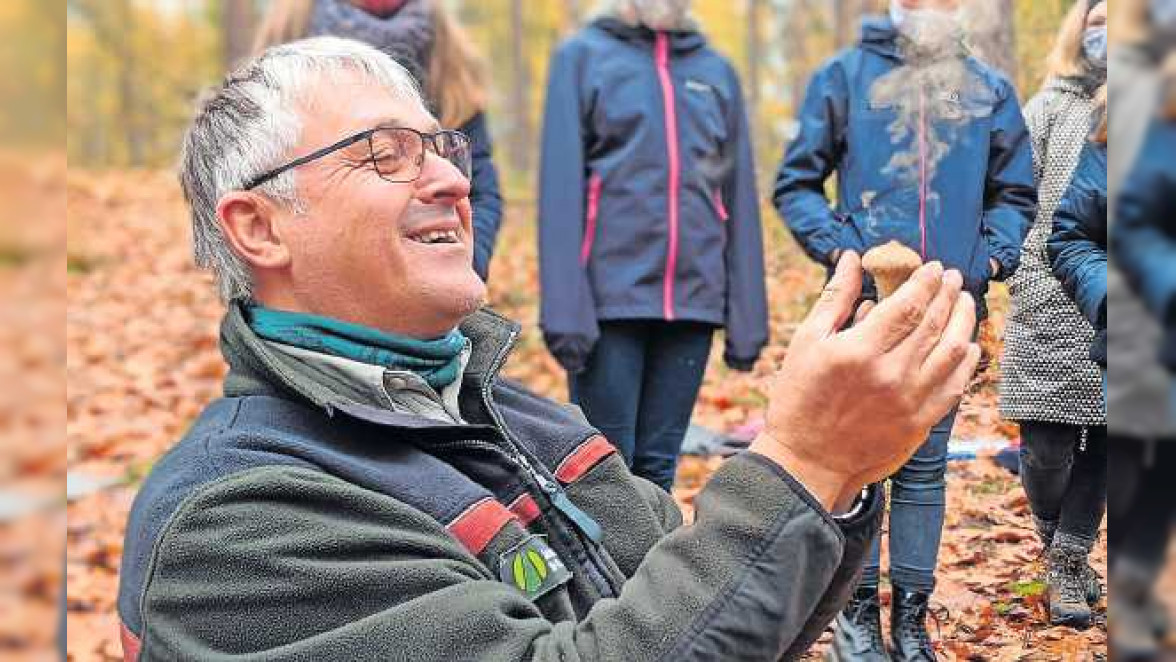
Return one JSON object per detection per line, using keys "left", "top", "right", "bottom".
{"left": 478, "top": 326, "right": 604, "bottom": 545}
{"left": 918, "top": 87, "right": 928, "bottom": 259}
{"left": 580, "top": 174, "right": 602, "bottom": 265}
{"left": 655, "top": 32, "right": 680, "bottom": 321}
{"left": 713, "top": 188, "right": 729, "bottom": 222}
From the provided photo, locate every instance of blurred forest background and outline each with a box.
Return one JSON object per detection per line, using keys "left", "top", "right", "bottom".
{"left": 58, "top": 2, "right": 1126, "bottom": 661}
{"left": 66, "top": 0, "right": 1074, "bottom": 187}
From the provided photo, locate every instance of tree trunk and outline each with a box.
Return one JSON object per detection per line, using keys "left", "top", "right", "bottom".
{"left": 223, "top": 0, "right": 256, "bottom": 71}
{"left": 116, "top": 0, "right": 145, "bottom": 167}
{"left": 508, "top": 0, "right": 533, "bottom": 173}
{"left": 972, "top": 0, "right": 1018, "bottom": 79}
{"left": 746, "top": 0, "right": 761, "bottom": 120}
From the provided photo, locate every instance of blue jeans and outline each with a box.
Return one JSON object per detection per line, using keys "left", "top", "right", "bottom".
{"left": 859, "top": 407, "right": 958, "bottom": 593}
{"left": 569, "top": 320, "right": 714, "bottom": 491}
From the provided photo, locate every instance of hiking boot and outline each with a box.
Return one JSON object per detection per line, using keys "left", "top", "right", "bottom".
{"left": 826, "top": 586, "right": 892, "bottom": 662}
{"left": 1046, "top": 544, "right": 1093, "bottom": 629}
{"left": 890, "top": 586, "right": 938, "bottom": 661}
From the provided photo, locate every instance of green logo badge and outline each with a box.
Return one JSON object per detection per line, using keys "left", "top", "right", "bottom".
{"left": 499, "top": 535, "right": 571, "bottom": 601}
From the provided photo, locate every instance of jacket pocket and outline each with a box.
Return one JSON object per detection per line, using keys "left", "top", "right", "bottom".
{"left": 712, "top": 188, "right": 729, "bottom": 223}
{"left": 580, "top": 174, "right": 603, "bottom": 266}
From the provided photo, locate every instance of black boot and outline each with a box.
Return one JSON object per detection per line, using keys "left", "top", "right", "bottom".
{"left": 1046, "top": 543, "right": 1094, "bottom": 629}
{"left": 826, "top": 586, "right": 891, "bottom": 662}
{"left": 890, "top": 587, "right": 937, "bottom": 661}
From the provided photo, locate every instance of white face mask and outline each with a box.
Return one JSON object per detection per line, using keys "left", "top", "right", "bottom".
{"left": 889, "top": 0, "right": 962, "bottom": 34}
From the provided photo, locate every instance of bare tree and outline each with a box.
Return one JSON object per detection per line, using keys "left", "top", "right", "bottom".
{"left": 508, "top": 0, "right": 533, "bottom": 173}
{"left": 223, "top": 0, "right": 256, "bottom": 70}
{"left": 746, "top": 0, "right": 762, "bottom": 120}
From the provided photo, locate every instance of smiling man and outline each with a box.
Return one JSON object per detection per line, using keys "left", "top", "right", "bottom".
{"left": 116, "top": 37, "right": 981, "bottom": 662}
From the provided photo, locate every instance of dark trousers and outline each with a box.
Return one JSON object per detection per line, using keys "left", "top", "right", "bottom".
{"left": 1108, "top": 435, "right": 1176, "bottom": 578}
{"left": 569, "top": 320, "right": 714, "bottom": 492}
{"left": 1019, "top": 422, "right": 1108, "bottom": 549}
{"left": 860, "top": 407, "right": 958, "bottom": 593}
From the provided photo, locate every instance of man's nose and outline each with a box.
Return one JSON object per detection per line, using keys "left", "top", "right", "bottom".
{"left": 415, "top": 152, "right": 471, "bottom": 204}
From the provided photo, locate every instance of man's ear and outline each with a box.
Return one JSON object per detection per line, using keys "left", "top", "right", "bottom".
{"left": 216, "top": 192, "right": 291, "bottom": 271}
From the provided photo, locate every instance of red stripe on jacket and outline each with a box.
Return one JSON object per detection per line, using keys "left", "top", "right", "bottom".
{"left": 555, "top": 435, "right": 617, "bottom": 484}
{"left": 447, "top": 498, "right": 516, "bottom": 555}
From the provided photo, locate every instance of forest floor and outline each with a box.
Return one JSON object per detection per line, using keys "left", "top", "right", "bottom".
{"left": 57, "top": 169, "right": 1124, "bottom": 661}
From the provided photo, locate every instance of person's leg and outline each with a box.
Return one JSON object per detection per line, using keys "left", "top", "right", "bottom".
{"left": 631, "top": 321, "right": 714, "bottom": 491}
{"left": 569, "top": 321, "right": 648, "bottom": 466}
{"left": 887, "top": 408, "right": 954, "bottom": 593}
{"left": 1108, "top": 436, "right": 1176, "bottom": 658}
{"left": 888, "top": 409, "right": 953, "bottom": 661}
{"left": 1018, "top": 422, "right": 1081, "bottom": 549}
{"left": 1055, "top": 425, "right": 1107, "bottom": 552}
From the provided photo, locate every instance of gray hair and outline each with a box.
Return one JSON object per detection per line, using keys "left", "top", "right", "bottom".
{"left": 179, "top": 36, "right": 428, "bottom": 302}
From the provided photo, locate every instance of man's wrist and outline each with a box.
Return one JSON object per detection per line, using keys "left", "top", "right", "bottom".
{"left": 748, "top": 432, "right": 858, "bottom": 513}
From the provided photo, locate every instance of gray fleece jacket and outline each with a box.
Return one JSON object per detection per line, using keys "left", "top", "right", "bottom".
{"left": 116, "top": 303, "right": 882, "bottom": 661}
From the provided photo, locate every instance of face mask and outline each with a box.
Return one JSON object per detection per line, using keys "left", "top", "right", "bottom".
{"left": 889, "top": 1, "right": 961, "bottom": 36}
{"left": 630, "top": 0, "right": 693, "bottom": 31}
{"left": 1083, "top": 27, "right": 1108, "bottom": 69}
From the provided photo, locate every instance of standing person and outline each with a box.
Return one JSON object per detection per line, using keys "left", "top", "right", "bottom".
{"left": 1044, "top": 104, "right": 1108, "bottom": 631}
{"left": 254, "top": 0, "right": 504, "bottom": 280}
{"left": 773, "top": 0, "right": 1036, "bottom": 659}
{"left": 999, "top": 0, "right": 1108, "bottom": 630}
{"left": 1109, "top": 2, "right": 1176, "bottom": 656}
{"left": 537, "top": 0, "right": 768, "bottom": 492}
{"left": 1103, "top": 0, "right": 1176, "bottom": 657}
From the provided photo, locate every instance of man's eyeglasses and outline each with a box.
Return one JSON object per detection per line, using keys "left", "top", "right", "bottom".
{"left": 243, "top": 126, "right": 473, "bottom": 191}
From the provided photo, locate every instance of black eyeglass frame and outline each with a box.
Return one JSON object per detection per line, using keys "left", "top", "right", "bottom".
{"left": 242, "top": 126, "right": 472, "bottom": 191}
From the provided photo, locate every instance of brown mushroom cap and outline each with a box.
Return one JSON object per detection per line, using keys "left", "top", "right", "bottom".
{"left": 862, "top": 241, "right": 923, "bottom": 298}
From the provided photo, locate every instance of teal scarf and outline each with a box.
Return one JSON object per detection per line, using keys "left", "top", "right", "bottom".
{"left": 247, "top": 305, "right": 467, "bottom": 391}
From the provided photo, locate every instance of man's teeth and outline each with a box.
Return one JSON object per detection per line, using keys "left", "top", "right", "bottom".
{"left": 410, "top": 229, "right": 460, "bottom": 244}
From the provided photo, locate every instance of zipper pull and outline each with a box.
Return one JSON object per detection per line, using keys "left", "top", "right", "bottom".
{"left": 540, "top": 478, "right": 604, "bottom": 544}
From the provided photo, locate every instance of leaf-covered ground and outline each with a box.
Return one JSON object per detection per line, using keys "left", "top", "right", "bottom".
{"left": 62, "top": 170, "right": 1118, "bottom": 660}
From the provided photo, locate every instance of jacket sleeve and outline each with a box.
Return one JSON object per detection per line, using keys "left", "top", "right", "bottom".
{"left": 538, "top": 41, "right": 599, "bottom": 374}
{"left": 981, "top": 78, "right": 1038, "bottom": 281}
{"left": 137, "top": 457, "right": 880, "bottom": 662}
{"left": 772, "top": 61, "right": 849, "bottom": 268}
{"left": 721, "top": 66, "right": 770, "bottom": 371}
{"left": 462, "top": 112, "right": 504, "bottom": 281}
{"left": 1113, "top": 140, "right": 1176, "bottom": 325}
{"left": 1048, "top": 147, "right": 1107, "bottom": 331}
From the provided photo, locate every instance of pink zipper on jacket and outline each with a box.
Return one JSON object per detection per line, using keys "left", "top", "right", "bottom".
{"left": 918, "top": 88, "right": 928, "bottom": 259}
{"left": 580, "top": 174, "right": 602, "bottom": 265}
{"left": 655, "top": 32, "right": 680, "bottom": 321}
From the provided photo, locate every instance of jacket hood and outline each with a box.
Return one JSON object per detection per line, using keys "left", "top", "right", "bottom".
{"left": 859, "top": 15, "right": 901, "bottom": 60}
{"left": 591, "top": 16, "right": 707, "bottom": 54}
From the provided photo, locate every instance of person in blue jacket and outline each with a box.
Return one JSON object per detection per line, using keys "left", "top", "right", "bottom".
{"left": 1111, "top": 87, "right": 1176, "bottom": 661}
{"left": 537, "top": 0, "right": 768, "bottom": 493}
{"left": 1115, "top": 119, "right": 1176, "bottom": 374}
{"left": 1045, "top": 115, "right": 1108, "bottom": 631}
{"left": 253, "top": 0, "right": 504, "bottom": 280}
{"left": 1049, "top": 139, "right": 1107, "bottom": 371}
{"left": 772, "top": 1, "right": 1036, "bottom": 658}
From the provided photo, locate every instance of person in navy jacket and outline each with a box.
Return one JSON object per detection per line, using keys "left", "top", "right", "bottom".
{"left": 537, "top": 0, "right": 768, "bottom": 492}
{"left": 772, "top": 1, "right": 1036, "bottom": 658}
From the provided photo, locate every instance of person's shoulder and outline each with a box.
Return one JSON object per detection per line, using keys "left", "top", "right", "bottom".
{"left": 966, "top": 57, "right": 1019, "bottom": 100}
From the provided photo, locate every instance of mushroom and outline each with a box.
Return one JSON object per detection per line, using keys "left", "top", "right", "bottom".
{"left": 862, "top": 241, "right": 924, "bottom": 299}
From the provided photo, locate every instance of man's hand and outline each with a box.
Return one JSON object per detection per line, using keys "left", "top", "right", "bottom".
{"left": 749, "top": 252, "right": 980, "bottom": 511}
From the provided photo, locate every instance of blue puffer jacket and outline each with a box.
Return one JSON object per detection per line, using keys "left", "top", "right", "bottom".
{"left": 1114, "top": 118, "right": 1176, "bottom": 370}
{"left": 773, "top": 17, "right": 1036, "bottom": 313}
{"left": 1049, "top": 142, "right": 1107, "bottom": 367}
{"left": 538, "top": 18, "right": 768, "bottom": 373}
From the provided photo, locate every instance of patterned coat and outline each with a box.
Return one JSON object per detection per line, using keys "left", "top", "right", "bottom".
{"left": 1000, "top": 77, "right": 1106, "bottom": 426}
